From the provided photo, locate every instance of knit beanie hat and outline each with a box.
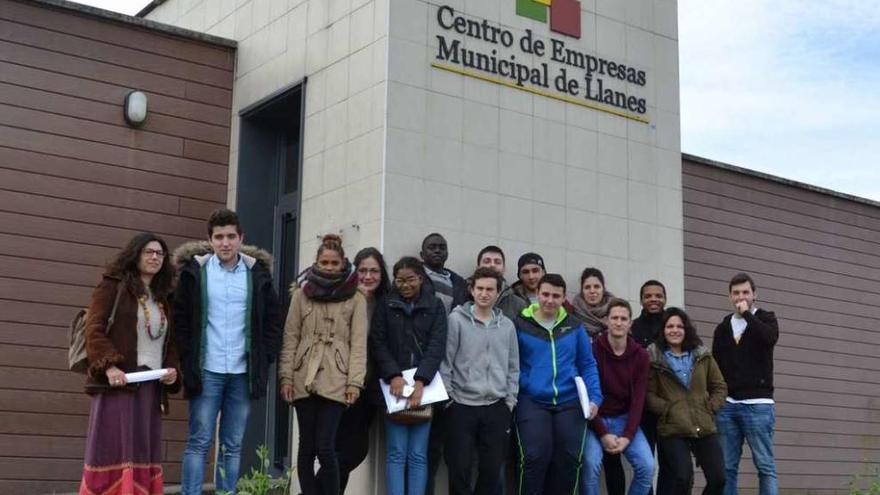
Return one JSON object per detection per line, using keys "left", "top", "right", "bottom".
{"left": 517, "top": 252, "right": 545, "bottom": 272}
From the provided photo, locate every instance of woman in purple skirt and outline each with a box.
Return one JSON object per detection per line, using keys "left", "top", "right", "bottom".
{"left": 79, "top": 233, "right": 181, "bottom": 495}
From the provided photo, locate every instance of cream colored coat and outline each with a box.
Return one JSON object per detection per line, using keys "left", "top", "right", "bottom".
{"left": 279, "top": 286, "right": 368, "bottom": 404}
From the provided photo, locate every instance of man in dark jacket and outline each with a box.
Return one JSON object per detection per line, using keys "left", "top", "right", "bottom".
{"left": 712, "top": 273, "right": 779, "bottom": 495}
{"left": 174, "top": 208, "right": 282, "bottom": 495}
{"left": 421, "top": 232, "right": 469, "bottom": 314}
{"left": 419, "top": 232, "right": 467, "bottom": 495}
{"left": 630, "top": 280, "right": 667, "bottom": 348}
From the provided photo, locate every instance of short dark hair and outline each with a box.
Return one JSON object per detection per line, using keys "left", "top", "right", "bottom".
{"left": 354, "top": 247, "right": 390, "bottom": 297}
{"left": 207, "top": 208, "right": 241, "bottom": 237}
{"left": 658, "top": 307, "right": 703, "bottom": 351}
{"left": 580, "top": 267, "right": 605, "bottom": 287}
{"left": 477, "top": 245, "right": 505, "bottom": 265}
{"left": 470, "top": 266, "right": 504, "bottom": 291}
{"left": 607, "top": 298, "right": 632, "bottom": 317}
{"left": 640, "top": 279, "right": 667, "bottom": 298}
{"left": 393, "top": 256, "right": 425, "bottom": 278}
{"left": 728, "top": 272, "right": 756, "bottom": 292}
{"left": 538, "top": 273, "right": 566, "bottom": 292}
{"left": 421, "top": 232, "right": 445, "bottom": 250}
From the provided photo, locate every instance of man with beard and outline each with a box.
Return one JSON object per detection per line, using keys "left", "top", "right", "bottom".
{"left": 713, "top": 273, "right": 779, "bottom": 495}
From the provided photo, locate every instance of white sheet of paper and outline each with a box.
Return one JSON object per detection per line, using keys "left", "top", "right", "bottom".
{"left": 380, "top": 368, "right": 449, "bottom": 413}
{"left": 574, "top": 376, "right": 591, "bottom": 419}
{"left": 124, "top": 368, "right": 170, "bottom": 384}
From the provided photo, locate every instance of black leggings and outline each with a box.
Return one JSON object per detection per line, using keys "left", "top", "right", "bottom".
{"left": 333, "top": 394, "right": 375, "bottom": 492}
{"left": 657, "top": 434, "right": 726, "bottom": 495}
{"left": 295, "top": 396, "right": 345, "bottom": 495}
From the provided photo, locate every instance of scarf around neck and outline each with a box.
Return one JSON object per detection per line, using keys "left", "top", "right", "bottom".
{"left": 299, "top": 262, "right": 359, "bottom": 302}
{"left": 570, "top": 291, "right": 614, "bottom": 337}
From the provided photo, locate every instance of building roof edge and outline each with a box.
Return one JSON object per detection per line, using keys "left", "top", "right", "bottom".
{"left": 682, "top": 152, "right": 880, "bottom": 209}
{"left": 136, "top": 0, "right": 165, "bottom": 18}
{"left": 28, "top": 0, "right": 236, "bottom": 48}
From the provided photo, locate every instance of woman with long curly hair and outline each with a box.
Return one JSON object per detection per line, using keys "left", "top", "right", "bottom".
{"left": 79, "top": 232, "right": 180, "bottom": 495}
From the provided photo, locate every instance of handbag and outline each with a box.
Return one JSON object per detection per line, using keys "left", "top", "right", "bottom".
{"left": 385, "top": 315, "right": 435, "bottom": 425}
{"left": 68, "top": 284, "right": 122, "bottom": 373}
{"left": 387, "top": 404, "right": 433, "bottom": 425}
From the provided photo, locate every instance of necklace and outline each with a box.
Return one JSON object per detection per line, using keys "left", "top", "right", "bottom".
{"left": 138, "top": 292, "right": 167, "bottom": 340}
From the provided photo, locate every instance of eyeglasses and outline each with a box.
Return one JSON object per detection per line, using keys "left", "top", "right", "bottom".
{"left": 142, "top": 248, "right": 165, "bottom": 258}
{"left": 357, "top": 268, "right": 381, "bottom": 275}
{"left": 394, "top": 276, "right": 420, "bottom": 287}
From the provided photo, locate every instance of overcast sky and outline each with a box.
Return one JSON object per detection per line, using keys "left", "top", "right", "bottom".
{"left": 74, "top": 0, "right": 880, "bottom": 201}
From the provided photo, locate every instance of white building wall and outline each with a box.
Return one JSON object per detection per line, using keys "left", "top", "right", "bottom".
{"left": 383, "top": 0, "right": 684, "bottom": 307}
{"left": 147, "top": 0, "right": 390, "bottom": 270}
{"left": 145, "top": 1, "right": 390, "bottom": 493}
{"left": 147, "top": 0, "right": 681, "bottom": 493}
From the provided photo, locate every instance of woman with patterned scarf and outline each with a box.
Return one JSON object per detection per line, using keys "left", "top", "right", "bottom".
{"left": 279, "top": 234, "right": 368, "bottom": 495}
{"left": 570, "top": 267, "right": 615, "bottom": 338}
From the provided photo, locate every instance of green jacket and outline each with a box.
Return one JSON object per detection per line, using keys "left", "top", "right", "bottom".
{"left": 646, "top": 344, "right": 727, "bottom": 439}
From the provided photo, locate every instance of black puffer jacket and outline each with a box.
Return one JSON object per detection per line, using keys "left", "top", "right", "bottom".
{"left": 173, "top": 242, "right": 282, "bottom": 399}
{"left": 368, "top": 285, "right": 447, "bottom": 404}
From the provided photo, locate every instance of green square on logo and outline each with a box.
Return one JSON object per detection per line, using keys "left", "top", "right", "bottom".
{"left": 516, "top": 0, "right": 547, "bottom": 22}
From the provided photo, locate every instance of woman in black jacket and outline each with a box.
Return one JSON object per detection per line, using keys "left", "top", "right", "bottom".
{"left": 369, "top": 256, "right": 448, "bottom": 495}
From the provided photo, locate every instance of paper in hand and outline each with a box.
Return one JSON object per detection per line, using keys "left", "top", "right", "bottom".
{"left": 574, "top": 376, "right": 590, "bottom": 419}
{"left": 124, "top": 368, "right": 170, "bottom": 383}
{"left": 380, "top": 368, "right": 449, "bottom": 413}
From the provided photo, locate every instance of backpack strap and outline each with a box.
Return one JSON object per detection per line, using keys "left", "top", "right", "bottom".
{"left": 105, "top": 283, "right": 123, "bottom": 335}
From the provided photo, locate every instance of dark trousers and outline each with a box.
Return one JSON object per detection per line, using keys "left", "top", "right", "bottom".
{"left": 331, "top": 394, "right": 375, "bottom": 493}
{"left": 425, "top": 400, "right": 449, "bottom": 495}
{"left": 603, "top": 410, "right": 665, "bottom": 495}
{"left": 515, "top": 395, "right": 588, "bottom": 495}
{"left": 295, "top": 396, "right": 346, "bottom": 495}
{"left": 656, "top": 434, "right": 725, "bottom": 495}
{"left": 445, "top": 401, "right": 512, "bottom": 495}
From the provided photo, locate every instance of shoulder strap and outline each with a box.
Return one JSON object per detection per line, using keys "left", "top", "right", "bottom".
{"left": 105, "top": 283, "right": 123, "bottom": 335}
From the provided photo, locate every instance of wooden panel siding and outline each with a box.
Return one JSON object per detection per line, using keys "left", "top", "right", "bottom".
{"left": 682, "top": 155, "right": 880, "bottom": 494}
{"left": 0, "top": 1, "right": 235, "bottom": 493}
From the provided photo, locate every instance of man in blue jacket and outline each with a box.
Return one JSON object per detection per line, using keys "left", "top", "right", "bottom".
{"left": 515, "top": 273, "right": 603, "bottom": 495}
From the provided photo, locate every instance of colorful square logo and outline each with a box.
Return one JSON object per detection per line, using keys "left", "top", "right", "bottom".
{"left": 516, "top": 0, "right": 581, "bottom": 39}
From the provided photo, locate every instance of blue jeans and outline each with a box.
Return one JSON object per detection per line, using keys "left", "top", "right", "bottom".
{"left": 385, "top": 417, "right": 432, "bottom": 495}
{"left": 181, "top": 371, "right": 251, "bottom": 495}
{"left": 717, "top": 402, "right": 778, "bottom": 495}
{"left": 582, "top": 415, "right": 654, "bottom": 495}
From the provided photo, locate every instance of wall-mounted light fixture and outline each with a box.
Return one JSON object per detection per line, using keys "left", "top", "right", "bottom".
{"left": 123, "top": 90, "right": 148, "bottom": 127}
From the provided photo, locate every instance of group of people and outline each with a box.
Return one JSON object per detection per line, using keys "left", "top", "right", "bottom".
{"left": 79, "top": 208, "right": 780, "bottom": 495}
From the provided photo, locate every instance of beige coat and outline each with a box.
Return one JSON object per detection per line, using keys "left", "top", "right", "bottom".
{"left": 279, "top": 286, "right": 368, "bottom": 404}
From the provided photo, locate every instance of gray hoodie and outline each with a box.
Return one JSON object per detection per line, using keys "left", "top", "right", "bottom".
{"left": 440, "top": 302, "right": 520, "bottom": 410}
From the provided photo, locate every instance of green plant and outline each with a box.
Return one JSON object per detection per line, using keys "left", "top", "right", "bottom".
{"left": 848, "top": 464, "right": 880, "bottom": 495}
{"left": 217, "top": 444, "right": 293, "bottom": 495}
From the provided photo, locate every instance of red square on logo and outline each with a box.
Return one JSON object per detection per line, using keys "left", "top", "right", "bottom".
{"left": 550, "top": 0, "right": 581, "bottom": 38}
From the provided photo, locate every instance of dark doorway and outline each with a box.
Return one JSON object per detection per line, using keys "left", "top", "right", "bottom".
{"left": 235, "top": 80, "right": 306, "bottom": 474}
